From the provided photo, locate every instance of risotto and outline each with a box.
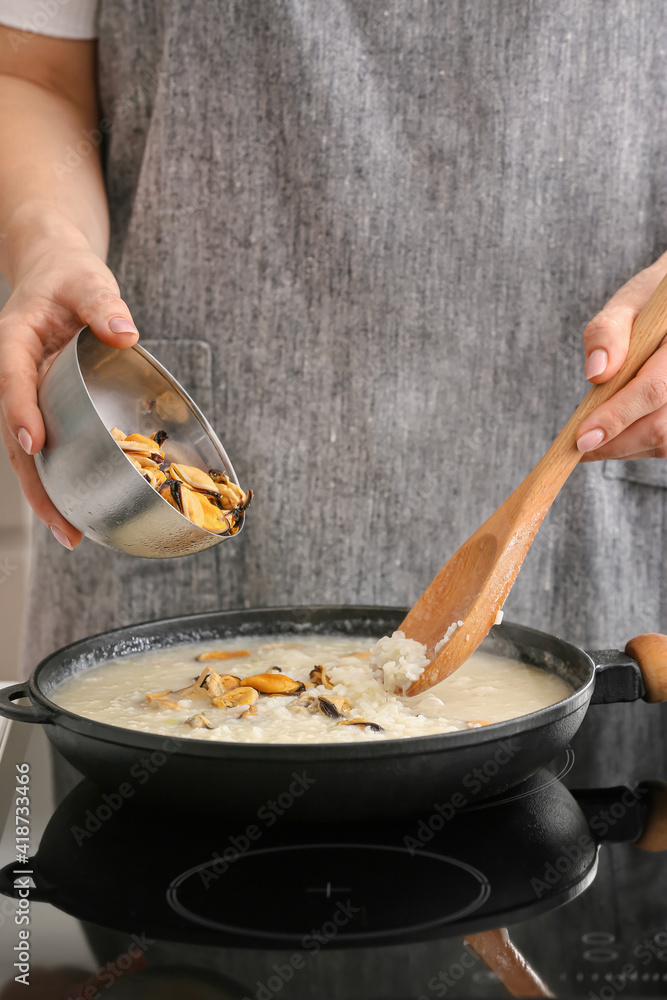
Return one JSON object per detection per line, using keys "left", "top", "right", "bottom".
{"left": 51, "top": 631, "right": 573, "bottom": 744}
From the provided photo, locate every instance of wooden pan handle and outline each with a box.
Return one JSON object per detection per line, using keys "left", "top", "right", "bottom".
{"left": 636, "top": 781, "right": 667, "bottom": 852}
{"left": 625, "top": 633, "right": 667, "bottom": 703}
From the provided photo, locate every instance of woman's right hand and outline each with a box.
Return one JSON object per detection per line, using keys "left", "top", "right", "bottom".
{"left": 0, "top": 239, "right": 139, "bottom": 548}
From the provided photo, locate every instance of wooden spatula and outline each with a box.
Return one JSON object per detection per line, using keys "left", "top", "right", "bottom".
{"left": 403, "top": 271, "right": 667, "bottom": 696}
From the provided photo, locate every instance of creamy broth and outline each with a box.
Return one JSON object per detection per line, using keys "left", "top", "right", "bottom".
{"left": 51, "top": 635, "right": 574, "bottom": 744}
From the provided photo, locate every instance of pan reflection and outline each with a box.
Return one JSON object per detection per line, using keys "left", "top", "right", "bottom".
{"left": 1, "top": 751, "right": 665, "bottom": 999}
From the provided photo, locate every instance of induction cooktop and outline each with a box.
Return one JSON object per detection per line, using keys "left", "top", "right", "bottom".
{"left": 0, "top": 724, "right": 665, "bottom": 1000}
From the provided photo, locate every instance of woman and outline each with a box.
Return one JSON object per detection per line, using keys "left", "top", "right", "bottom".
{"left": 0, "top": 1, "right": 665, "bottom": 787}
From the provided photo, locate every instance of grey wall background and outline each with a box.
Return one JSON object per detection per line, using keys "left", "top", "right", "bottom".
{"left": 0, "top": 274, "right": 31, "bottom": 680}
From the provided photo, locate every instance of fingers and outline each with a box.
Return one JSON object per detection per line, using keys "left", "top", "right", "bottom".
{"left": 0, "top": 320, "right": 47, "bottom": 453}
{"left": 578, "top": 252, "right": 667, "bottom": 462}
{"left": 579, "top": 404, "right": 667, "bottom": 462}
{"left": 0, "top": 421, "right": 82, "bottom": 547}
{"left": 0, "top": 255, "right": 138, "bottom": 547}
{"left": 576, "top": 344, "right": 667, "bottom": 459}
{"left": 0, "top": 270, "right": 137, "bottom": 461}
{"left": 583, "top": 252, "right": 667, "bottom": 384}
{"left": 57, "top": 277, "right": 139, "bottom": 349}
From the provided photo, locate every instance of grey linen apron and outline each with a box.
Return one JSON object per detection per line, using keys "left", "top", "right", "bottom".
{"left": 25, "top": 1, "right": 667, "bottom": 784}
{"left": 22, "top": 3, "right": 667, "bottom": 993}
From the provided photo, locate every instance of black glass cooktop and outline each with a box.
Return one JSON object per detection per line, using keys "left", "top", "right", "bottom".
{"left": 0, "top": 722, "right": 666, "bottom": 999}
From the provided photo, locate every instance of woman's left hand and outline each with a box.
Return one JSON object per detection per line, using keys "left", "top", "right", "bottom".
{"left": 576, "top": 251, "right": 667, "bottom": 462}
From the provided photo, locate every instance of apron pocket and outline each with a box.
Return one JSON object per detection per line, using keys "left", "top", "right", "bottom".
{"left": 602, "top": 459, "right": 667, "bottom": 489}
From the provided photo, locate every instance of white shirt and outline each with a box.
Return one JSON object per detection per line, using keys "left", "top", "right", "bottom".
{"left": 0, "top": 0, "right": 99, "bottom": 40}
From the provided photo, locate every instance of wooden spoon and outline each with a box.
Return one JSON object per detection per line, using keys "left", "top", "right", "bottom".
{"left": 403, "top": 271, "right": 667, "bottom": 696}
{"left": 465, "top": 929, "right": 554, "bottom": 997}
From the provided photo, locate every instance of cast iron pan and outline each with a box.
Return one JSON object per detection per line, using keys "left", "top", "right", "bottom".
{"left": 0, "top": 607, "right": 665, "bottom": 820}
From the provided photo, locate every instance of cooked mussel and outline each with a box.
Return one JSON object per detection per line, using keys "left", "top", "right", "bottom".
{"left": 169, "top": 463, "right": 221, "bottom": 495}
{"left": 186, "top": 713, "right": 214, "bottom": 729}
{"left": 145, "top": 688, "right": 181, "bottom": 710}
{"left": 337, "top": 719, "right": 385, "bottom": 732}
{"left": 309, "top": 665, "right": 334, "bottom": 689}
{"left": 212, "top": 687, "right": 259, "bottom": 709}
{"left": 313, "top": 695, "right": 351, "bottom": 719}
{"left": 110, "top": 426, "right": 251, "bottom": 535}
{"left": 195, "top": 650, "right": 250, "bottom": 662}
{"left": 242, "top": 674, "right": 306, "bottom": 695}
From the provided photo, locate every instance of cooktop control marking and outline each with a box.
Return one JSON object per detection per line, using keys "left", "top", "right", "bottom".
{"left": 305, "top": 882, "right": 351, "bottom": 897}
{"left": 166, "top": 843, "right": 490, "bottom": 942}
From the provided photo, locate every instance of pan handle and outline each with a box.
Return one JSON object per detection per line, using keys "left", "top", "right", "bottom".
{"left": 572, "top": 781, "right": 667, "bottom": 852}
{"left": 635, "top": 781, "right": 667, "bottom": 851}
{"left": 587, "top": 650, "right": 646, "bottom": 704}
{"left": 0, "top": 683, "right": 53, "bottom": 725}
{"left": 0, "top": 860, "right": 54, "bottom": 903}
{"left": 625, "top": 634, "right": 667, "bottom": 703}
{"left": 588, "top": 633, "right": 667, "bottom": 705}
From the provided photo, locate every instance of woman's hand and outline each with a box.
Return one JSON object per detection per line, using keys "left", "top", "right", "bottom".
{"left": 577, "top": 251, "right": 667, "bottom": 462}
{"left": 0, "top": 27, "right": 129, "bottom": 548}
{"left": 0, "top": 233, "right": 139, "bottom": 548}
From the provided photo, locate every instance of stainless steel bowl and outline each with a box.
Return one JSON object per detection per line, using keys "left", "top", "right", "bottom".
{"left": 34, "top": 328, "right": 244, "bottom": 558}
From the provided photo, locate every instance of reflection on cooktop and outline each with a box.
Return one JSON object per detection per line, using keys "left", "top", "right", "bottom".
{"left": 167, "top": 844, "right": 490, "bottom": 940}
{"left": 1, "top": 752, "right": 657, "bottom": 949}
{"left": 0, "top": 738, "right": 666, "bottom": 1000}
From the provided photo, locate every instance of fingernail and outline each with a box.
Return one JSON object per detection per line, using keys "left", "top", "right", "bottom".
{"left": 585, "top": 348, "right": 608, "bottom": 380}
{"left": 108, "top": 317, "right": 138, "bottom": 335}
{"left": 49, "top": 525, "right": 73, "bottom": 550}
{"left": 17, "top": 427, "right": 32, "bottom": 454}
{"left": 577, "top": 428, "right": 605, "bottom": 453}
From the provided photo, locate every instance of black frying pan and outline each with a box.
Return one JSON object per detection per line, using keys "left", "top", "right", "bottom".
{"left": 0, "top": 607, "right": 664, "bottom": 821}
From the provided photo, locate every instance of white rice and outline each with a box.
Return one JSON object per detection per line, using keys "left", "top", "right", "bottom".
{"left": 368, "top": 629, "right": 430, "bottom": 692}
{"left": 433, "top": 620, "right": 464, "bottom": 656}
{"left": 51, "top": 632, "right": 573, "bottom": 744}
